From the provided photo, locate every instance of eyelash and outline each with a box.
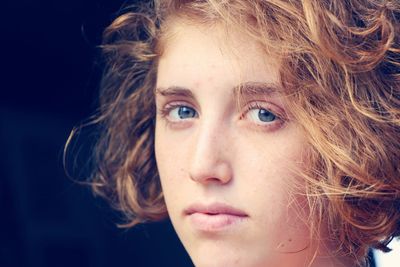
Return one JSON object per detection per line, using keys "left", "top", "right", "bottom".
{"left": 158, "top": 102, "right": 195, "bottom": 119}
{"left": 158, "top": 101, "right": 285, "bottom": 131}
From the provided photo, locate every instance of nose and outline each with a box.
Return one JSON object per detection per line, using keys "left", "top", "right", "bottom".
{"left": 188, "top": 121, "right": 233, "bottom": 185}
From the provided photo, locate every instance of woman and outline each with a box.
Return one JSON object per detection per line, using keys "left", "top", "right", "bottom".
{"left": 71, "top": 0, "right": 400, "bottom": 266}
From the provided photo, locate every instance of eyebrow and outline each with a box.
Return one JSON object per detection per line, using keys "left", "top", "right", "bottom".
{"left": 155, "top": 86, "right": 195, "bottom": 98}
{"left": 232, "top": 82, "right": 280, "bottom": 98}
{"left": 155, "top": 82, "right": 280, "bottom": 99}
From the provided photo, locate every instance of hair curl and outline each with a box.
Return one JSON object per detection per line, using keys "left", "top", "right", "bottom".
{"left": 67, "top": 0, "right": 400, "bottom": 264}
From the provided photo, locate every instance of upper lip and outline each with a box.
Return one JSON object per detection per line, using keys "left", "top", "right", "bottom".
{"left": 184, "top": 202, "right": 248, "bottom": 217}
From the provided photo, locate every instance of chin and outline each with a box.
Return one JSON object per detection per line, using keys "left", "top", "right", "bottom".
{"left": 191, "top": 257, "right": 242, "bottom": 267}
{"left": 189, "top": 250, "right": 269, "bottom": 267}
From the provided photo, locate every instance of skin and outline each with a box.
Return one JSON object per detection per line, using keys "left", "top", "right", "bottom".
{"left": 154, "top": 21, "right": 354, "bottom": 267}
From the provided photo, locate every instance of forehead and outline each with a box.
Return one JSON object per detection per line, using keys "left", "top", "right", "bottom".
{"left": 156, "top": 21, "right": 281, "bottom": 90}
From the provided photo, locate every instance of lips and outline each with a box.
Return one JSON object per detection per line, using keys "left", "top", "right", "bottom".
{"left": 184, "top": 203, "right": 248, "bottom": 232}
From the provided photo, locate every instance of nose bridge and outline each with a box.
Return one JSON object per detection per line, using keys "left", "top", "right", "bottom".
{"left": 189, "top": 117, "right": 232, "bottom": 184}
{"left": 196, "top": 120, "right": 222, "bottom": 160}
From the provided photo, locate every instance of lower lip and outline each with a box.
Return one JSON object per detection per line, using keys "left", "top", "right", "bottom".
{"left": 188, "top": 213, "right": 247, "bottom": 232}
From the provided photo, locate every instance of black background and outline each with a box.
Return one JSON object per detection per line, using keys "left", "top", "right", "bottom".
{"left": 0, "top": 0, "right": 192, "bottom": 266}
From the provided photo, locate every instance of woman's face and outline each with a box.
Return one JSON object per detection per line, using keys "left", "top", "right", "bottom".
{"left": 155, "top": 21, "right": 314, "bottom": 267}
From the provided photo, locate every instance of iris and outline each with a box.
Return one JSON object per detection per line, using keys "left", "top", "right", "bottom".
{"left": 177, "top": 106, "right": 197, "bottom": 119}
{"left": 258, "top": 109, "right": 276, "bottom": 122}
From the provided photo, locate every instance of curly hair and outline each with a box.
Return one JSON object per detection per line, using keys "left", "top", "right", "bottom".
{"left": 67, "top": 0, "right": 400, "bottom": 264}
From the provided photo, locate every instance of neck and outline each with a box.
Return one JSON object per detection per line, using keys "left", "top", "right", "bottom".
{"left": 308, "top": 254, "right": 362, "bottom": 267}
{"left": 305, "top": 242, "right": 364, "bottom": 267}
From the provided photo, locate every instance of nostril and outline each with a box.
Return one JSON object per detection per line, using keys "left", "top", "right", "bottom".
{"left": 189, "top": 173, "right": 230, "bottom": 184}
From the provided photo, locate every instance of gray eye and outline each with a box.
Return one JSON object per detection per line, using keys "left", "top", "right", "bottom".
{"left": 169, "top": 106, "right": 197, "bottom": 120}
{"left": 258, "top": 109, "right": 276, "bottom": 122}
{"left": 247, "top": 108, "right": 276, "bottom": 123}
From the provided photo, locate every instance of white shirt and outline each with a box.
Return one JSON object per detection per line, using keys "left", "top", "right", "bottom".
{"left": 373, "top": 238, "right": 400, "bottom": 267}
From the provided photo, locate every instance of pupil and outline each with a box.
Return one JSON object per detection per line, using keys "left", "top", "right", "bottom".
{"left": 258, "top": 109, "right": 275, "bottom": 122}
{"left": 178, "top": 106, "right": 195, "bottom": 119}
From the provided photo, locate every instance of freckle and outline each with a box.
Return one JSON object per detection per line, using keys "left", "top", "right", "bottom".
{"left": 288, "top": 238, "right": 292, "bottom": 242}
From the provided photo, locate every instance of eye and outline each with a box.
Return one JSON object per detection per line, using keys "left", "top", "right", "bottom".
{"left": 246, "top": 108, "right": 277, "bottom": 123}
{"left": 167, "top": 105, "right": 198, "bottom": 121}
{"left": 242, "top": 102, "right": 284, "bottom": 130}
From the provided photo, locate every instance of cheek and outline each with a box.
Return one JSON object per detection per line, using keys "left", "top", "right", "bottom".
{"left": 238, "top": 130, "right": 308, "bottom": 188}
{"left": 236, "top": 132, "right": 311, "bottom": 242}
{"left": 154, "top": 125, "right": 187, "bottom": 203}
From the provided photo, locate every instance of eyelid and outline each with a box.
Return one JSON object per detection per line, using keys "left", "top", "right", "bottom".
{"left": 157, "top": 101, "right": 199, "bottom": 121}
{"left": 155, "top": 90, "right": 199, "bottom": 110}
{"left": 241, "top": 101, "right": 285, "bottom": 120}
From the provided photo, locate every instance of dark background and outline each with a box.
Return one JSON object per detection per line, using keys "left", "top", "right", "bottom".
{"left": 0, "top": 0, "right": 192, "bottom": 266}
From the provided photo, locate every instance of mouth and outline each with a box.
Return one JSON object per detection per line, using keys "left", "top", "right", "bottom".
{"left": 184, "top": 203, "right": 249, "bottom": 232}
